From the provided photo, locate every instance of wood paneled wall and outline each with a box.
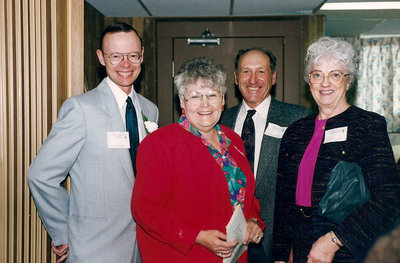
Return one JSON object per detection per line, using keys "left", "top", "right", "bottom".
{"left": 84, "top": 2, "right": 104, "bottom": 92}
{"left": 0, "top": 0, "right": 84, "bottom": 262}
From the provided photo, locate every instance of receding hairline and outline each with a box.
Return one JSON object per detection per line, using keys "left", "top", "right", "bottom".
{"left": 100, "top": 29, "right": 142, "bottom": 50}
{"left": 235, "top": 49, "right": 276, "bottom": 72}
{"left": 101, "top": 30, "right": 142, "bottom": 51}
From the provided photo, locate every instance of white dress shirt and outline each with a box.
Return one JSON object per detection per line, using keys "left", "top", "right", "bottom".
{"left": 234, "top": 96, "right": 271, "bottom": 178}
{"left": 107, "top": 77, "right": 146, "bottom": 140}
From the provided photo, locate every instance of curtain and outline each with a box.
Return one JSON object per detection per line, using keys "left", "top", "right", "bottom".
{"left": 346, "top": 37, "right": 400, "bottom": 132}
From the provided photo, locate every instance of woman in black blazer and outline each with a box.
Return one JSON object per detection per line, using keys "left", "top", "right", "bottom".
{"left": 272, "top": 37, "right": 400, "bottom": 263}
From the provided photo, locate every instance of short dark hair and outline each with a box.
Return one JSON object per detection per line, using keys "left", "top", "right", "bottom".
{"left": 234, "top": 47, "right": 277, "bottom": 72}
{"left": 99, "top": 22, "right": 143, "bottom": 50}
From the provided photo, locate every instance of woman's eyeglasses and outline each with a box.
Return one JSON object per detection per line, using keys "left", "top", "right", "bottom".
{"left": 184, "top": 92, "right": 222, "bottom": 106}
{"left": 308, "top": 70, "right": 350, "bottom": 84}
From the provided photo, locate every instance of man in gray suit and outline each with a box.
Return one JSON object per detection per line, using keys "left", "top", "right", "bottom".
{"left": 28, "top": 22, "right": 158, "bottom": 263}
{"left": 220, "top": 47, "right": 311, "bottom": 263}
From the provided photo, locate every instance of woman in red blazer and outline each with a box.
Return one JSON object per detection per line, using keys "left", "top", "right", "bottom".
{"left": 131, "top": 57, "right": 264, "bottom": 262}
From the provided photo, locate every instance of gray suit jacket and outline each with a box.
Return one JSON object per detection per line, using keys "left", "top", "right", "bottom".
{"left": 28, "top": 78, "right": 158, "bottom": 263}
{"left": 220, "top": 97, "right": 311, "bottom": 262}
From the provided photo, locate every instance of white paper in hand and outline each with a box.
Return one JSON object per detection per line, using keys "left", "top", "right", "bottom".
{"left": 224, "top": 205, "right": 248, "bottom": 263}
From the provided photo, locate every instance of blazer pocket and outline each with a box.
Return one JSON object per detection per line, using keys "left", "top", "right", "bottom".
{"left": 70, "top": 213, "right": 105, "bottom": 221}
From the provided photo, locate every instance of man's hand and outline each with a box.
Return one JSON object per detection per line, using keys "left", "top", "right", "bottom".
{"left": 52, "top": 243, "right": 69, "bottom": 263}
{"left": 243, "top": 218, "right": 263, "bottom": 245}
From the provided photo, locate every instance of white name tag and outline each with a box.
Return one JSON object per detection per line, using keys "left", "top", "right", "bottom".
{"left": 107, "top": 132, "right": 130, "bottom": 148}
{"left": 264, "top": 123, "right": 287, "bottom": 139}
{"left": 324, "top": 126, "right": 348, "bottom": 144}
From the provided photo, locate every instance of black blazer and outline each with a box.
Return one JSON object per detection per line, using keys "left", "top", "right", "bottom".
{"left": 273, "top": 106, "right": 400, "bottom": 261}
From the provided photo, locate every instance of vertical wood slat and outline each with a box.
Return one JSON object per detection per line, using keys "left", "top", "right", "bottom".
{"left": 51, "top": 0, "right": 58, "bottom": 123}
{"left": 69, "top": 0, "right": 84, "bottom": 97}
{"left": 22, "top": 0, "right": 31, "bottom": 262}
{"left": 14, "top": 0, "right": 24, "bottom": 262}
{"left": 28, "top": 0, "right": 38, "bottom": 261}
{"left": 33, "top": 0, "right": 42, "bottom": 257}
{"left": 36, "top": 0, "right": 44, "bottom": 258}
{"left": 49, "top": 2, "right": 58, "bottom": 259}
{"left": 0, "top": 0, "right": 83, "bottom": 262}
{"left": 6, "top": 1, "right": 16, "bottom": 262}
{"left": 0, "top": 0, "right": 8, "bottom": 260}
{"left": 40, "top": 0, "right": 49, "bottom": 261}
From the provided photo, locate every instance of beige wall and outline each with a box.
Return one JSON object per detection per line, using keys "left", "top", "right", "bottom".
{"left": 0, "top": 0, "right": 84, "bottom": 262}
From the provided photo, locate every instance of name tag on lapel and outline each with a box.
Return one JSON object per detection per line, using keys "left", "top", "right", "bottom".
{"left": 264, "top": 123, "right": 287, "bottom": 139}
{"left": 324, "top": 126, "right": 347, "bottom": 144}
{"left": 107, "top": 132, "right": 130, "bottom": 148}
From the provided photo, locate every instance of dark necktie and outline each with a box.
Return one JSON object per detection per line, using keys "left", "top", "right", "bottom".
{"left": 241, "top": 109, "right": 256, "bottom": 171}
{"left": 126, "top": 96, "right": 139, "bottom": 173}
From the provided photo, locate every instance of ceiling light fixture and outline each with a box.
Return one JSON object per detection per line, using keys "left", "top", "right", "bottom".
{"left": 320, "top": 1, "right": 400, "bottom": 10}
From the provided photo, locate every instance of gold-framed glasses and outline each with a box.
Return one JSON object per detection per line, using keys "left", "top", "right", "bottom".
{"left": 308, "top": 70, "right": 350, "bottom": 84}
{"left": 102, "top": 51, "right": 142, "bottom": 65}
{"left": 184, "top": 92, "right": 222, "bottom": 106}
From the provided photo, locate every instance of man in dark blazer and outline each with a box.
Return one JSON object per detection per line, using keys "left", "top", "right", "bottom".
{"left": 28, "top": 22, "right": 158, "bottom": 262}
{"left": 220, "top": 47, "right": 311, "bottom": 263}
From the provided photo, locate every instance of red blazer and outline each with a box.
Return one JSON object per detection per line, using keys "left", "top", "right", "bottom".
{"left": 131, "top": 123, "right": 263, "bottom": 263}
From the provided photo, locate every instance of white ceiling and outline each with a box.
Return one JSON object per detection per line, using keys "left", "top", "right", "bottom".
{"left": 85, "top": 0, "right": 400, "bottom": 37}
{"left": 85, "top": 0, "right": 323, "bottom": 17}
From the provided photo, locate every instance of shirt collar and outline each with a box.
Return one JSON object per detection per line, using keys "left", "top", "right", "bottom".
{"left": 106, "top": 77, "right": 135, "bottom": 108}
{"left": 241, "top": 95, "right": 271, "bottom": 118}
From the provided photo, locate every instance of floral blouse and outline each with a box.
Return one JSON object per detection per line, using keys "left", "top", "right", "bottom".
{"left": 179, "top": 114, "right": 246, "bottom": 210}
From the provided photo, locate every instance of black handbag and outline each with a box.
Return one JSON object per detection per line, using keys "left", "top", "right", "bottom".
{"left": 319, "top": 161, "right": 371, "bottom": 224}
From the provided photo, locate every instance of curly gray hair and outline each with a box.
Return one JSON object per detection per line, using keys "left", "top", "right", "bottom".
{"left": 304, "top": 37, "right": 359, "bottom": 84}
{"left": 174, "top": 57, "right": 226, "bottom": 98}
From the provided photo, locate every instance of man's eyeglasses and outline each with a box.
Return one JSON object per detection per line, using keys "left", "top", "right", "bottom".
{"left": 184, "top": 92, "right": 222, "bottom": 106}
{"left": 308, "top": 70, "right": 350, "bottom": 84}
{"left": 102, "top": 51, "right": 142, "bottom": 65}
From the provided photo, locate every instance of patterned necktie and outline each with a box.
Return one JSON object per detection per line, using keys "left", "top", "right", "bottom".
{"left": 126, "top": 96, "right": 139, "bottom": 173}
{"left": 241, "top": 109, "right": 256, "bottom": 171}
